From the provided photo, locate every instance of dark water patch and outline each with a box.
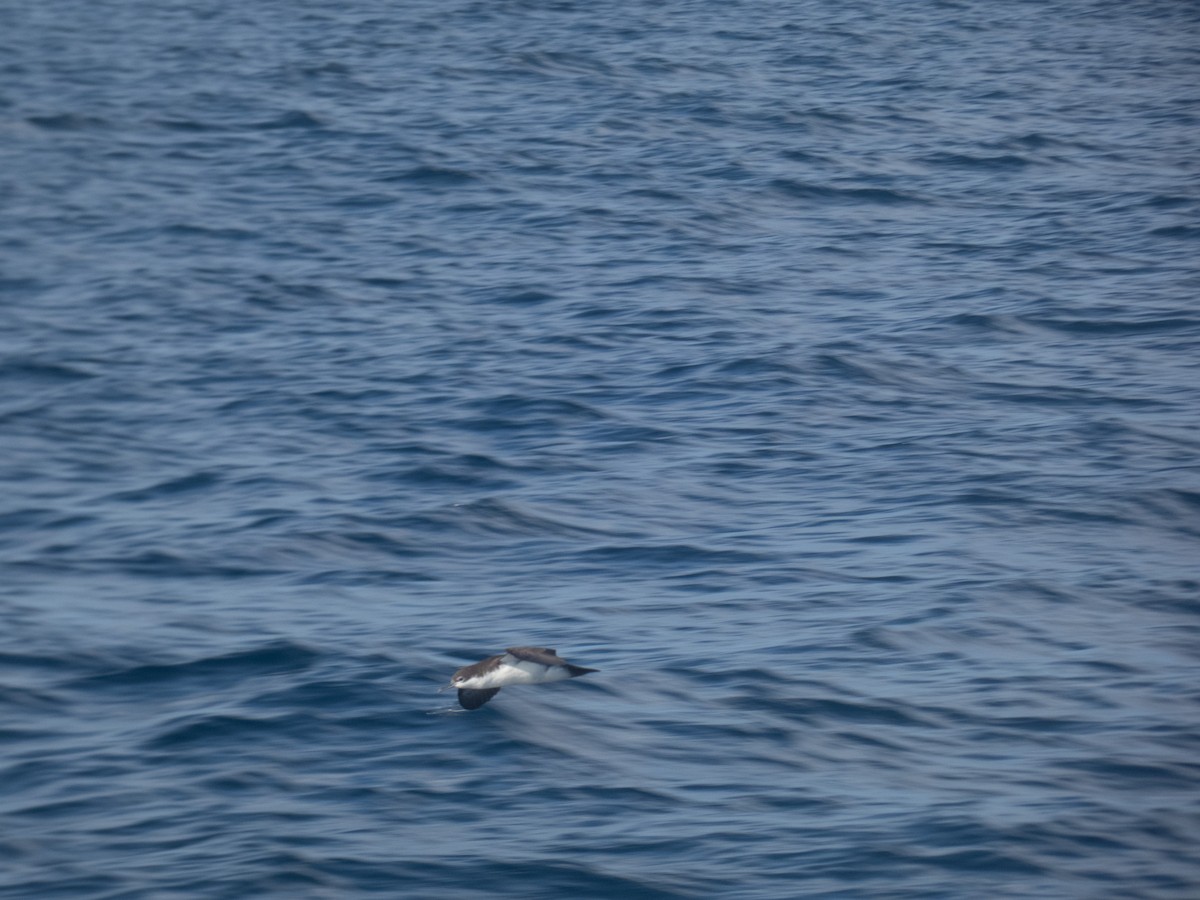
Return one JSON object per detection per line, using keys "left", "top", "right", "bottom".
{"left": 768, "top": 178, "right": 927, "bottom": 205}
{"left": 1143, "top": 194, "right": 1194, "bottom": 210}
{"left": 198, "top": 767, "right": 299, "bottom": 795}
{"left": 0, "top": 724, "right": 64, "bottom": 744}
{"left": 244, "top": 673, "right": 397, "bottom": 714}
{"left": 460, "top": 392, "right": 609, "bottom": 427}
{"left": 523, "top": 783, "right": 682, "bottom": 808}
{"left": 969, "top": 382, "right": 1157, "bottom": 409}
{"left": 153, "top": 115, "right": 223, "bottom": 132}
{"left": 69, "top": 641, "right": 320, "bottom": 694}
{"left": 914, "top": 848, "right": 1048, "bottom": 877}
{"left": 91, "top": 549, "right": 288, "bottom": 580}
{"left": 161, "top": 222, "right": 260, "bottom": 242}
{"left": 0, "top": 359, "right": 95, "bottom": 385}
{"left": 731, "top": 694, "right": 934, "bottom": 729}
{"left": 6, "top": 790, "right": 134, "bottom": 823}
{"left": 0, "top": 508, "right": 59, "bottom": 534}
{"left": 365, "top": 450, "right": 525, "bottom": 491}
{"left": 0, "top": 872, "right": 126, "bottom": 899}
{"left": 1058, "top": 757, "right": 1200, "bottom": 790}
{"left": 1057, "top": 658, "right": 1141, "bottom": 675}
{"left": 0, "top": 647, "right": 107, "bottom": 678}
{"left": 26, "top": 113, "right": 109, "bottom": 131}
{"left": 920, "top": 151, "right": 1032, "bottom": 170}
{"left": 250, "top": 110, "right": 324, "bottom": 130}
{"left": 712, "top": 355, "right": 802, "bottom": 380}
{"left": 143, "top": 711, "right": 317, "bottom": 751}
{"left": 1124, "top": 488, "right": 1200, "bottom": 538}
{"left": 0, "top": 680, "right": 67, "bottom": 714}
{"left": 490, "top": 288, "right": 556, "bottom": 305}
{"left": 577, "top": 543, "right": 770, "bottom": 568}
{"left": 294, "top": 566, "right": 440, "bottom": 586}
{"left": 994, "top": 132, "right": 1079, "bottom": 151}
{"left": 368, "top": 858, "right": 700, "bottom": 900}
{"left": 1150, "top": 224, "right": 1200, "bottom": 240}
{"left": 588, "top": 421, "right": 682, "bottom": 449}
{"left": 1020, "top": 314, "right": 1200, "bottom": 337}
{"left": 968, "top": 714, "right": 1102, "bottom": 735}
{"left": 386, "top": 165, "right": 478, "bottom": 186}
{"left": 848, "top": 532, "right": 925, "bottom": 545}
{"left": 398, "top": 497, "right": 629, "bottom": 542}
{"left": 108, "top": 471, "right": 222, "bottom": 503}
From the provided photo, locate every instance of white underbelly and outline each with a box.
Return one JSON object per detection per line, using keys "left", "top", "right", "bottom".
{"left": 474, "top": 659, "right": 569, "bottom": 688}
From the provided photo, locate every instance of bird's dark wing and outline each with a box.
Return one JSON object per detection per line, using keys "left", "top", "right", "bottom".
{"left": 458, "top": 688, "right": 500, "bottom": 710}
{"left": 506, "top": 647, "right": 565, "bottom": 666}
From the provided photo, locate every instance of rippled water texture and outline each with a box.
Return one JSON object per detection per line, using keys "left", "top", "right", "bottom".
{"left": 2, "top": 0, "right": 1199, "bottom": 897}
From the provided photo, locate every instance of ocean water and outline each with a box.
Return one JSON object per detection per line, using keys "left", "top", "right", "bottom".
{"left": 2, "top": 0, "right": 1199, "bottom": 897}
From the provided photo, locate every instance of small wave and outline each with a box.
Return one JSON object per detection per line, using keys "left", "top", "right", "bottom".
{"left": 577, "top": 542, "right": 771, "bottom": 567}
{"left": 143, "top": 711, "right": 314, "bottom": 751}
{"left": 250, "top": 110, "right": 324, "bottom": 130}
{"left": 162, "top": 223, "right": 259, "bottom": 241}
{"left": 70, "top": 641, "right": 320, "bottom": 693}
{"left": 1150, "top": 224, "right": 1200, "bottom": 240}
{"left": 463, "top": 392, "right": 609, "bottom": 422}
{"left": 1019, "top": 314, "right": 1200, "bottom": 337}
{"left": 0, "top": 359, "right": 96, "bottom": 384}
{"left": 385, "top": 165, "right": 477, "bottom": 186}
{"left": 108, "top": 471, "right": 222, "bottom": 503}
{"left": 366, "top": 450, "right": 525, "bottom": 491}
{"left": 768, "top": 178, "right": 928, "bottom": 205}
{"left": 511, "top": 49, "right": 616, "bottom": 78}
{"left": 920, "top": 151, "right": 1032, "bottom": 170}
{"left": 403, "top": 497, "right": 630, "bottom": 541}
{"left": 26, "top": 112, "right": 108, "bottom": 131}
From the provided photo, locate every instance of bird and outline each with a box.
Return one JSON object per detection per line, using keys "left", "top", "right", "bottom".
{"left": 447, "top": 646, "right": 598, "bottom": 709}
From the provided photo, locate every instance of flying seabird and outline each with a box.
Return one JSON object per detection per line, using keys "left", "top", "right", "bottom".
{"left": 447, "top": 646, "right": 598, "bottom": 709}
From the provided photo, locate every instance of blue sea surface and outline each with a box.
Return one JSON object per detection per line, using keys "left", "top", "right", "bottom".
{"left": 2, "top": 1, "right": 1199, "bottom": 897}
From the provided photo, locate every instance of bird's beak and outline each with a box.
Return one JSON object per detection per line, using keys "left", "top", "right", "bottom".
{"left": 438, "top": 684, "right": 452, "bottom": 693}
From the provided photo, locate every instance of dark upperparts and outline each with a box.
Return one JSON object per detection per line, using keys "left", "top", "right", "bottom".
{"left": 453, "top": 654, "right": 504, "bottom": 680}
{"left": 505, "top": 647, "right": 563, "bottom": 666}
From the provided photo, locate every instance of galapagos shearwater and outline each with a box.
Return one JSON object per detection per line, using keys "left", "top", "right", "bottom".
{"left": 448, "top": 646, "right": 598, "bottom": 709}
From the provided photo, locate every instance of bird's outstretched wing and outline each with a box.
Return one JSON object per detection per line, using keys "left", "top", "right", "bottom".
{"left": 458, "top": 688, "right": 500, "bottom": 710}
